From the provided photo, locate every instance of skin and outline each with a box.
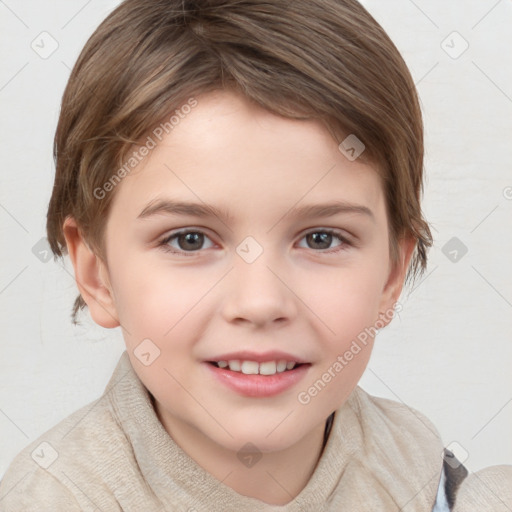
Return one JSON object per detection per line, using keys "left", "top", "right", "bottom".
{"left": 64, "top": 89, "right": 415, "bottom": 505}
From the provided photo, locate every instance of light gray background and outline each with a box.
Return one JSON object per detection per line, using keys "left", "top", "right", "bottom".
{"left": 0, "top": 0, "right": 511, "bottom": 479}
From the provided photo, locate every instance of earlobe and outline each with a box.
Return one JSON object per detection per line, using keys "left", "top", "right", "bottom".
{"left": 62, "top": 217, "right": 120, "bottom": 328}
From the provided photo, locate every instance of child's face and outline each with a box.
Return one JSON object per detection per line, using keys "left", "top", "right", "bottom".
{"left": 84, "top": 89, "right": 410, "bottom": 454}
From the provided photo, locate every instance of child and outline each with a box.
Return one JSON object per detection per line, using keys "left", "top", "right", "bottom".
{"left": 1, "top": 0, "right": 510, "bottom": 510}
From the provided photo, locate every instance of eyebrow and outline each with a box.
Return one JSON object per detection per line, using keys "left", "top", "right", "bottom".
{"left": 137, "top": 198, "right": 374, "bottom": 223}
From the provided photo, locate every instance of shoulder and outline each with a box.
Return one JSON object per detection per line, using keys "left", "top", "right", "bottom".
{"left": 349, "top": 385, "right": 443, "bottom": 448}
{"left": 341, "top": 386, "right": 445, "bottom": 508}
{"left": 453, "top": 465, "right": 512, "bottom": 512}
{"left": 0, "top": 390, "right": 127, "bottom": 510}
{"left": 0, "top": 465, "right": 81, "bottom": 511}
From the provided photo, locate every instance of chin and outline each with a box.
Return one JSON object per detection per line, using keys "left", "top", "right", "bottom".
{"left": 215, "top": 422, "right": 310, "bottom": 454}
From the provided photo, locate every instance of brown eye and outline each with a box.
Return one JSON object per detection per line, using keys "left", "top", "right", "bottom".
{"left": 176, "top": 232, "right": 204, "bottom": 251}
{"left": 160, "top": 230, "right": 214, "bottom": 254}
{"left": 297, "top": 229, "right": 350, "bottom": 253}
{"left": 306, "top": 232, "right": 333, "bottom": 250}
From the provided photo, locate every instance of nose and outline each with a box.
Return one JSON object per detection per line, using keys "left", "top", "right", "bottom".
{"left": 220, "top": 250, "right": 298, "bottom": 329}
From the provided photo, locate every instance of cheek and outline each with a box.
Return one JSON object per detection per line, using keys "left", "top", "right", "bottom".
{"left": 304, "top": 261, "right": 387, "bottom": 335}
{"left": 108, "top": 256, "right": 209, "bottom": 338}
{"left": 303, "top": 271, "right": 381, "bottom": 408}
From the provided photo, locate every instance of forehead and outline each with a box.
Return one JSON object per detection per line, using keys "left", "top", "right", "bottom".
{"left": 110, "top": 89, "right": 386, "bottom": 224}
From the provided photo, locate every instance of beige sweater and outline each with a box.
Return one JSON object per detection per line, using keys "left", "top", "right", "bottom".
{"left": 0, "top": 351, "right": 510, "bottom": 511}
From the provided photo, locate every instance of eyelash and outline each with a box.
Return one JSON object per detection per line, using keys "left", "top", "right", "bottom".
{"left": 157, "top": 228, "right": 353, "bottom": 257}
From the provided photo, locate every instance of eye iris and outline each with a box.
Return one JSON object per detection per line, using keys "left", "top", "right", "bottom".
{"left": 179, "top": 232, "right": 203, "bottom": 251}
{"left": 308, "top": 232, "right": 332, "bottom": 249}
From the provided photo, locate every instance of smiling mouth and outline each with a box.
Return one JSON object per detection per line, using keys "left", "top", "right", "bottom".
{"left": 205, "top": 359, "right": 311, "bottom": 397}
{"left": 207, "top": 360, "right": 308, "bottom": 375}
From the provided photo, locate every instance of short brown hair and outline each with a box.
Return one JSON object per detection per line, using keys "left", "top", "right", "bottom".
{"left": 47, "top": 0, "right": 432, "bottom": 323}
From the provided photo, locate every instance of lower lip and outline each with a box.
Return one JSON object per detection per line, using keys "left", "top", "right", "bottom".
{"left": 204, "top": 362, "right": 311, "bottom": 398}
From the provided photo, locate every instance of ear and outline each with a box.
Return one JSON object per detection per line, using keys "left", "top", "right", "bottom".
{"left": 62, "top": 217, "right": 120, "bottom": 328}
{"left": 377, "top": 236, "right": 416, "bottom": 326}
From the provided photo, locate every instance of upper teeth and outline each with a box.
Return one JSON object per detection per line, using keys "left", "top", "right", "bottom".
{"left": 216, "top": 360, "right": 297, "bottom": 375}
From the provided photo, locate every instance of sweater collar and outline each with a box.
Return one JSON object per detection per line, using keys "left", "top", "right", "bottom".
{"left": 107, "top": 351, "right": 443, "bottom": 510}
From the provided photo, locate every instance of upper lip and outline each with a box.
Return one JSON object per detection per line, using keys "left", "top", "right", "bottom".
{"left": 205, "top": 350, "right": 310, "bottom": 364}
